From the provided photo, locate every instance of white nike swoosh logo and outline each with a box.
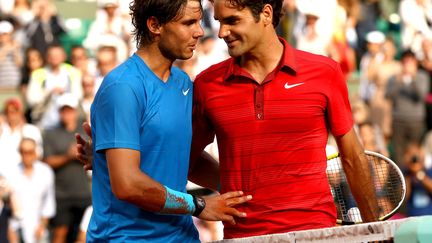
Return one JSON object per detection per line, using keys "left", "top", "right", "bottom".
{"left": 284, "top": 82, "right": 304, "bottom": 90}
{"left": 182, "top": 88, "right": 190, "bottom": 96}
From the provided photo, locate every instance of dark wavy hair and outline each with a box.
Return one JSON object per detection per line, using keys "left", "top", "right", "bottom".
{"left": 129, "top": 0, "right": 202, "bottom": 48}
{"left": 210, "top": 0, "right": 283, "bottom": 27}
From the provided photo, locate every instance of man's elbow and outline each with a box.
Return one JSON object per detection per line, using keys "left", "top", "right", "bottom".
{"left": 111, "top": 180, "right": 137, "bottom": 201}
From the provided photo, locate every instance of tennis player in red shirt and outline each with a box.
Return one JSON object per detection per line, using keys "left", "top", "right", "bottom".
{"left": 77, "top": 0, "right": 379, "bottom": 239}
{"left": 187, "top": 0, "right": 379, "bottom": 239}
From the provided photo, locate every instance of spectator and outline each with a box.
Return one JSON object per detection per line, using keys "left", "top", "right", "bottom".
{"left": 368, "top": 38, "right": 401, "bottom": 142}
{"left": 0, "top": 0, "right": 14, "bottom": 14}
{"left": 351, "top": 99, "right": 389, "bottom": 156}
{"left": 80, "top": 73, "right": 95, "bottom": 123}
{"left": 358, "top": 30, "right": 385, "bottom": 103}
{"left": 336, "top": 0, "right": 360, "bottom": 49}
{"left": 26, "top": 0, "right": 65, "bottom": 55}
{"left": 351, "top": 98, "right": 371, "bottom": 125}
{"left": 0, "top": 20, "right": 23, "bottom": 89}
{"left": 26, "top": 44, "right": 82, "bottom": 130}
{"left": 83, "top": 0, "right": 130, "bottom": 63}
{"left": 75, "top": 205, "right": 92, "bottom": 243}
{"left": 327, "top": 0, "right": 358, "bottom": 80}
{"left": 93, "top": 45, "right": 117, "bottom": 92}
{"left": 0, "top": 175, "right": 18, "bottom": 243}
{"left": 295, "top": 6, "right": 330, "bottom": 56}
{"left": 0, "top": 98, "right": 43, "bottom": 172}
{"left": 11, "top": 0, "right": 34, "bottom": 27}
{"left": 386, "top": 50, "right": 430, "bottom": 167}
{"left": 357, "top": 121, "right": 388, "bottom": 156}
{"left": 296, "top": 0, "right": 338, "bottom": 46}
{"left": 19, "top": 47, "right": 44, "bottom": 123}
{"left": 69, "top": 45, "right": 95, "bottom": 77}
{"left": 419, "top": 38, "right": 432, "bottom": 131}
{"left": 42, "top": 93, "right": 91, "bottom": 243}
{"left": 355, "top": 0, "right": 382, "bottom": 60}
{"left": 403, "top": 142, "right": 432, "bottom": 216}
{"left": 399, "top": 0, "right": 432, "bottom": 56}
{"left": 277, "top": 0, "right": 300, "bottom": 46}
{"left": 7, "top": 138, "right": 55, "bottom": 243}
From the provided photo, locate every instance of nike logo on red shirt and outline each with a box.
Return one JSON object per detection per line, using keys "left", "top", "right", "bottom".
{"left": 284, "top": 82, "right": 304, "bottom": 90}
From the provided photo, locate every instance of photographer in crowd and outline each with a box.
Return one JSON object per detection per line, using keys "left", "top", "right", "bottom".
{"left": 403, "top": 142, "right": 432, "bottom": 216}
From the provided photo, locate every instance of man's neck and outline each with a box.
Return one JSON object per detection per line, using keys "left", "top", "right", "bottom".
{"left": 50, "top": 64, "right": 62, "bottom": 73}
{"left": 239, "top": 34, "right": 284, "bottom": 84}
{"left": 136, "top": 45, "right": 174, "bottom": 82}
{"left": 64, "top": 121, "right": 77, "bottom": 132}
{"left": 23, "top": 164, "right": 34, "bottom": 177}
{"left": 7, "top": 120, "right": 23, "bottom": 131}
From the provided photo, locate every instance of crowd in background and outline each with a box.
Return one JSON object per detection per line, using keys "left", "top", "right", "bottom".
{"left": 0, "top": 0, "right": 432, "bottom": 242}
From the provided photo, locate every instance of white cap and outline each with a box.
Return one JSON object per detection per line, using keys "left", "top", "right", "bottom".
{"left": 302, "top": 5, "right": 320, "bottom": 18}
{"left": 98, "top": 0, "right": 118, "bottom": 8}
{"left": 366, "top": 31, "right": 385, "bottom": 44}
{"left": 57, "top": 93, "right": 79, "bottom": 109}
{"left": 0, "top": 21, "right": 13, "bottom": 34}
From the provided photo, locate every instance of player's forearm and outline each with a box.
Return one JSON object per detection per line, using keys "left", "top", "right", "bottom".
{"left": 336, "top": 129, "right": 379, "bottom": 222}
{"left": 43, "top": 155, "right": 72, "bottom": 169}
{"left": 111, "top": 168, "right": 199, "bottom": 215}
{"left": 107, "top": 149, "right": 194, "bottom": 214}
{"left": 342, "top": 152, "right": 379, "bottom": 222}
{"left": 188, "top": 151, "right": 220, "bottom": 191}
{"left": 109, "top": 165, "right": 166, "bottom": 212}
{"left": 8, "top": 228, "right": 19, "bottom": 243}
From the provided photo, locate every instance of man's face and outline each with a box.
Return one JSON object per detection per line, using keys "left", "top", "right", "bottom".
{"left": 71, "top": 48, "right": 88, "bottom": 66}
{"left": 213, "top": 0, "right": 264, "bottom": 57}
{"left": 28, "top": 49, "right": 44, "bottom": 71}
{"left": 367, "top": 42, "right": 382, "bottom": 55}
{"left": 19, "top": 140, "right": 37, "bottom": 167}
{"left": 82, "top": 74, "right": 95, "bottom": 96}
{"left": 59, "top": 106, "right": 78, "bottom": 125}
{"left": 5, "top": 104, "right": 22, "bottom": 125}
{"left": 0, "top": 32, "right": 11, "bottom": 43}
{"left": 158, "top": 0, "right": 204, "bottom": 60}
{"left": 47, "top": 47, "right": 66, "bottom": 68}
{"left": 402, "top": 56, "right": 418, "bottom": 75}
{"left": 97, "top": 50, "right": 117, "bottom": 76}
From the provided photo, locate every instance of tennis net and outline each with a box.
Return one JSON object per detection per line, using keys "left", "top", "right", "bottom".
{"left": 214, "top": 217, "right": 410, "bottom": 243}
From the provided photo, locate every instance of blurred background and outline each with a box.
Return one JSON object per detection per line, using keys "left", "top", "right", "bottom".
{"left": 1, "top": 0, "right": 432, "bottom": 242}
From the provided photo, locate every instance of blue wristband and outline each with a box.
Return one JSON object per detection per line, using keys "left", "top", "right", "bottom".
{"left": 162, "top": 186, "right": 195, "bottom": 214}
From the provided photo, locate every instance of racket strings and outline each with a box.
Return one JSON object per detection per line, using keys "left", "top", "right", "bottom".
{"left": 367, "top": 155, "right": 404, "bottom": 219}
{"left": 326, "top": 157, "right": 354, "bottom": 222}
{"left": 326, "top": 153, "right": 404, "bottom": 223}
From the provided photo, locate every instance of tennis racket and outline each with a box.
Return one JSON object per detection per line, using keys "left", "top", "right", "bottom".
{"left": 326, "top": 150, "right": 406, "bottom": 225}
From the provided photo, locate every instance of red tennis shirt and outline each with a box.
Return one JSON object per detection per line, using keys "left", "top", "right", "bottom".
{"left": 192, "top": 38, "right": 354, "bottom": 239}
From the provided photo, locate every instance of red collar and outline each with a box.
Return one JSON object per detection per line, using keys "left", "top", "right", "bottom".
{"left": 223, "top": 37, "right": 298, "bottom": 82}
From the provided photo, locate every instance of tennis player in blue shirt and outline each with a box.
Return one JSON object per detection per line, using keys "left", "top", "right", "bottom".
{"left": 81, "top": 0, "right": 252, "bottom": 242}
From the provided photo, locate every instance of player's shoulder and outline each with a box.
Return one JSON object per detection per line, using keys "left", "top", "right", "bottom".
{"left": 294, "top": 48, "right": 339, "bottom": 71}
{"left": 111, "top": 56, "right": 141, "bottom": 80}
{"left": 34, "top": 160, "right": 54, "bottom": 174}
{"left": 100, "top": 56, "right": 144, "bottom": 92}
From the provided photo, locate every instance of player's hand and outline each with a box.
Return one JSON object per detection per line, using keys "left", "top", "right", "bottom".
{"left": 198, "top": 191, "right": 252, "bottom": 225}
{"left": 75, "top": 122, "right": 93, "bottom": 170}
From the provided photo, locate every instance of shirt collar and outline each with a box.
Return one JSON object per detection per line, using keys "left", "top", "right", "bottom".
{"left": 223, "top": 37, "right": 298, "bottom": 82}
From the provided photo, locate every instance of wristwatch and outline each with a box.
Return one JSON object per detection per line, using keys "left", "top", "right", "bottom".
{"left": 192, "top": 196, "right": 206, "bottom": 217}
{"left": 416, "top": 170, "right": 426, "bottom": 181}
